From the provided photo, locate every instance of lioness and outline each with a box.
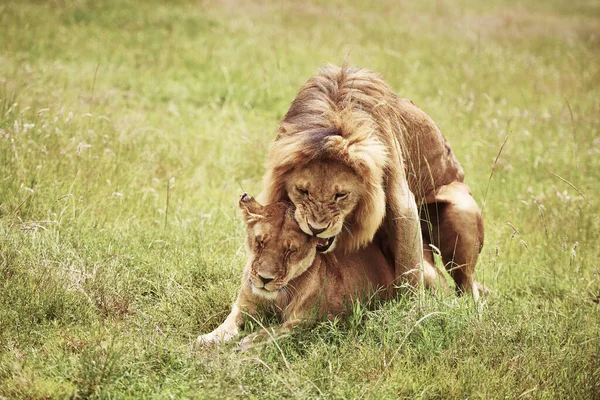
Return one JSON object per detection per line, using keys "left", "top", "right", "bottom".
{"left": 197, "top": 194, "right": 396, "bottom": 349}
{"left": 260, "top": 64, "right": 485, "bottom": 299}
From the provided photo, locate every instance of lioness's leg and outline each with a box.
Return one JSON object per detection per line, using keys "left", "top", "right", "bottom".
{"left": 197, "top": 302, "right": 243, "bottom": 346}
{"left": 237, "top": 280, "right": 320, "bottom": 350}
{"left": 422, "top": 182, "right": 484, "bottom": 299}
{"left": 237, "top": 318, "right": 301, "bottom": 351}
{"left": 197, "top": 287, "right": 257, "bottom": 346}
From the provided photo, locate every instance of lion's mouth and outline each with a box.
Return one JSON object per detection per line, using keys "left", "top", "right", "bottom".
{"left": 316, "top": 236, "right": 335, "bottom": 253}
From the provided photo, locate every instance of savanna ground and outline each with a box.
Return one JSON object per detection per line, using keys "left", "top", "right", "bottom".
{"left": 1, "top": 0, "right": 599, "bottom": 398}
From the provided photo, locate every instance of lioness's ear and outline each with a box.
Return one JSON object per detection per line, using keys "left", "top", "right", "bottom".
{"left": 239, "top": 193, "right": 264, "bottom": 223}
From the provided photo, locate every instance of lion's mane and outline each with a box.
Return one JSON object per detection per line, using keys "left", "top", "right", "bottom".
{"left": 259, "top": 64, "right": 464, "bottom": 253}
{"left": 259, "top": 66, "right": 397, "bottom": 252}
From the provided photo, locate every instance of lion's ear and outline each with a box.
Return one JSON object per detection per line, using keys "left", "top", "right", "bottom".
{"left": 239, "top": 193, "right": 265, "bottom": 223}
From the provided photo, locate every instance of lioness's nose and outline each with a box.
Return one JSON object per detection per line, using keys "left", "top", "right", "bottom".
{"left": 258, "top": 273, "right": 274, "bottom": 285}
{"left": 308, "top": 223, "right": 327, "bottom": 235}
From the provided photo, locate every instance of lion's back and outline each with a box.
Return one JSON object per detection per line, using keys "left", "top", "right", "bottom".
{"left": 285, "top": 65, "right": 465, "bottom": 199}
{"left": 395, "top": 97, "right": 465, "bottom": 199}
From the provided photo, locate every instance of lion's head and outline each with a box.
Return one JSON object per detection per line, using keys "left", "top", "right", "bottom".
{"left": 259, "top": 65, "right": 392, "bottom": 253}
{"left": 284, "top": 157, "right": 385, "bottom": 253}
{"left": 239, "top": 194, "right": 324, "bottom": 300}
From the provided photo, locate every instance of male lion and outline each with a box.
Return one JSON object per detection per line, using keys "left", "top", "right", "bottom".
{"left": 259, "top": 65, "right": 485, "bottom": 299}
{"left": 197, "top": 194, "right": 396, "bottom": 349}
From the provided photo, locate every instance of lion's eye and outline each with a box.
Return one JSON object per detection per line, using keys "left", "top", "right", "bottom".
{"left": 297, "top": 187, "right": 308, "bottom": 196}
{"left": 335, "top": 192, "right": 348, "bottom": 200}
{"left": 255, "top": 237, "right": 264, "bottom": 247}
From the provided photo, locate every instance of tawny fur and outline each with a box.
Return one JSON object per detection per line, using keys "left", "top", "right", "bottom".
{"left": 197, "top": 197, "right": 395, "bottom": 349}
{"left": 259, "top": 64, "right": 485, "bottom": 295}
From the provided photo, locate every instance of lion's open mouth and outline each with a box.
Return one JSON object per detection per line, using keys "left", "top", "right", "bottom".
{"left": 316, "top": 236, "right": 335, "bottom": 252}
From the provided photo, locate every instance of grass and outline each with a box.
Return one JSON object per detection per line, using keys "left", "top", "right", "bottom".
{"left": 1, "top": 0, "right": 599, "bottom": 398}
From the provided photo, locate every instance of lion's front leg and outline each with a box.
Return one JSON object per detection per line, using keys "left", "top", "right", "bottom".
{"left": 383, "top": 176, "right": 424, "bottom": 290}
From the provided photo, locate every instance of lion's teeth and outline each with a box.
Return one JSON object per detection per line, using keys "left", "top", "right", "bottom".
{"left": 316, "top": 238, "right": 329, "bottom": 246}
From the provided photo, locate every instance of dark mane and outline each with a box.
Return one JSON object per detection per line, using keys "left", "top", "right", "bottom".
{"left": 301, "top": 127, "right": 341, "bottom": 155}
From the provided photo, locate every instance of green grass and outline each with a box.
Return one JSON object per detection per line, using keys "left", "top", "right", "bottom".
{"left": 1, "top": 0, "right": 599, "bottom": 398}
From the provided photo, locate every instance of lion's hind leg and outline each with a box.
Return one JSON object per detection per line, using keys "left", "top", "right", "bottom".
{"left": 421, "top": 182, "right": 485, "bottom": 300}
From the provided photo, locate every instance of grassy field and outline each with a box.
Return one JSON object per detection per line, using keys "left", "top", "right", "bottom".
{"left": 1, "top": 0, "right": 599, "bottom": 398}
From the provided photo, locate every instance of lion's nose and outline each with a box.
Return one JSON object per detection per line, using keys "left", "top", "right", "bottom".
{"left": 308, "top": 223, "right": 327, "bottom": 235}
{"left": 258, "top": 273, "right": 274, "bottom": 285}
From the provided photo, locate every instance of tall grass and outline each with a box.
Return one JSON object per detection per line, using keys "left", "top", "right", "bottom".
{"left": 1, "top": 0, "right": 599, "bottom": 398}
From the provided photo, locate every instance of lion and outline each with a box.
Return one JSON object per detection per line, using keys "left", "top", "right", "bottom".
{"left": 259, "top": 64, "right": 486, "bottom": 299}
{"left": 196, "top": 194, "right": 397, "bottom": 349}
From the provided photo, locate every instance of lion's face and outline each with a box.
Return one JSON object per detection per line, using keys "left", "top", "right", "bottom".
{"left": 239, "top": 195, "right": 320, "bottom": 300}
{"left": 284, "top": 159, "right": 364, "bottom": 253}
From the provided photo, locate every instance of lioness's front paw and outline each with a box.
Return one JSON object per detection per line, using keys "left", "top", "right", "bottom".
{"left": 237, "top": 334, "right": 259, "bottom": 351}
{"left": 196, "top": 329, "right": 238, "bottom": 347}
{"left": 196, "top": 333, "right": 219, "bottom": 346}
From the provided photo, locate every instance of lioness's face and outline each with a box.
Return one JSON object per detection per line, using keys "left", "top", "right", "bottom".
{"left": 239, "top": 195, "right": 319, "bottom": 300}
{"left": 285, "top": 159, "right": 362, "bottom": 253}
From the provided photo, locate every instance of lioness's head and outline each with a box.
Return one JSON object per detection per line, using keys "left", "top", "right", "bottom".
{"left": 239, "top": 194, "right": 322, "bottom": 300}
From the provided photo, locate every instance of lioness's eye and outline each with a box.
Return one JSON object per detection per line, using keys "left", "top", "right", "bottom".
{"left": 335, "top": 192, "right": 348, "bottom": 200}
{"left": 297, "top": 187, "right": 308, "bottom": 196}
{"left": 255, "top": 237, "right": 264, "bottom": 247}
